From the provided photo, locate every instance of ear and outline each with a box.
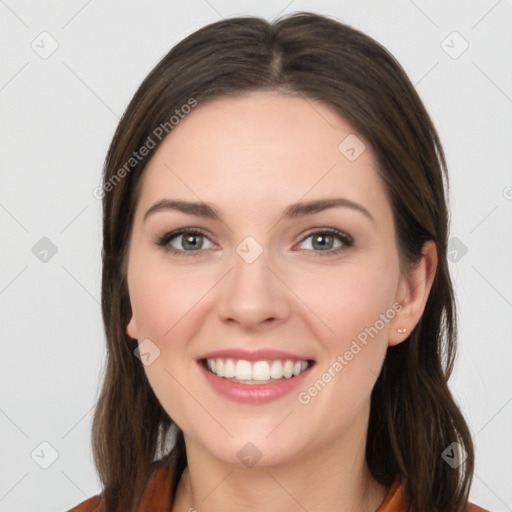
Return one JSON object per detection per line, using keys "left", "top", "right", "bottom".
{"left": 388, "top": 240, "right": 438, "bottom": 346}
{"left": 126, "top": 314, "right": 138, "bottom": 340}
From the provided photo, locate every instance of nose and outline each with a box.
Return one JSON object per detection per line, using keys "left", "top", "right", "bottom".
{"left": 216, "top": 245, "right": 291, "bottom": 331}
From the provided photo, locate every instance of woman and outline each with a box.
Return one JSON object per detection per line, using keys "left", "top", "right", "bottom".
{"left": 69, "top": 12, "right": 488, "bottom": 512}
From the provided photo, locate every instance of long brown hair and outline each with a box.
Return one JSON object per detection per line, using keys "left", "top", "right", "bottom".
{"left": 92, "top": 11, "right": 474, "bottom": 511}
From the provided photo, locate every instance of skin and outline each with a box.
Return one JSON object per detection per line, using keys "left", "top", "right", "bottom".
{"left": 125, "top": 90, "right": 437, "bottom": 511}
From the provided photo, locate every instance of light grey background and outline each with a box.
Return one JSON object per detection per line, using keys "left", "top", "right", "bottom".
{"left": 1, "top": 1, "right": 511, "bottom": 511}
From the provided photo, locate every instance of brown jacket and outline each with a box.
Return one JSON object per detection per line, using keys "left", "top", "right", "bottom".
{"left": 67, "top": 465, "right": 488, "bottom": 511}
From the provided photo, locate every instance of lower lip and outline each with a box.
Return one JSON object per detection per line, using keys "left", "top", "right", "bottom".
{"left": 198, "top": 361, "right": 314, "bottom": 404}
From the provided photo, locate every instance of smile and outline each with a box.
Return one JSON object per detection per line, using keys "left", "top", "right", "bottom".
{"left": 203, "top": 358, "right": 312, "bottom": 383}
{"left": 198, "top": 356, "right": 315, "bottom": 404}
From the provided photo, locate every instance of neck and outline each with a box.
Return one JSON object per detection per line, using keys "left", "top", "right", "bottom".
{"left": 172, "top": 416, "right": 388, "bottom": 512}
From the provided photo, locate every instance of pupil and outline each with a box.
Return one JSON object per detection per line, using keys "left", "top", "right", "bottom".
{"left": 184, "top": 234, "right": 201, "bottom": 250}
{"left": 314, "top": 234, "right": 332, "bottom": 250}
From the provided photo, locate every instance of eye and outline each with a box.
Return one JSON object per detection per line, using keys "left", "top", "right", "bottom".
{"left": 156, "top": 228, "right": 214, "bottom": 256}
{"left": 297, "top": 229, "right": 353, "bottom": 255}
{"left": 155, "top": 227, "right": 353, "bottom": 257}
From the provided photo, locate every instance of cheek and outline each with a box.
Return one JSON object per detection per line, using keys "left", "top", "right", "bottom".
{"left": 127, "top": 259, "right": 213, "bottom": 410}
{"left": 289, "top": 261, "right": 399, "bottom": 428}
{"left": 288, "top": 256, "right": 399, "bottom": 362}
{"left": 128, "top": 254, "right": 210, "bottom": 341}
{"left": 128, "top": 262, "right": 208, "bottom": 423}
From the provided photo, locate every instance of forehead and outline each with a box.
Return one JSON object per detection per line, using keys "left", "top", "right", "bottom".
{"left": 136, "top": 91, "right": 389, "bottom": 222}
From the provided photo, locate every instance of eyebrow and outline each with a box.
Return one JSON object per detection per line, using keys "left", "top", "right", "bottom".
{"left": 143, "top": 197, "right": 375, "bottom": 224}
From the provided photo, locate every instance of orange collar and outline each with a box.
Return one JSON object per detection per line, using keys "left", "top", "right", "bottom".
{"left": 69, "top": 463, "right": 488, "bottom": 511}
{"left": 376, "top": 479, "right": 407, "bottom": 511}
{"left": 135, "top": 464, "right": 408, "bottom": 511}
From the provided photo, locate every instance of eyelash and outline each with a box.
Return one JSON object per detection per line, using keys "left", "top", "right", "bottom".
{"left": 155, "top": 228, "right": 354, "bottom": 257}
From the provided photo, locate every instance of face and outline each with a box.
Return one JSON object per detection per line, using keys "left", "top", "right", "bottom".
{"left": 125, "top": 90, "right": 409, "bottom": 468}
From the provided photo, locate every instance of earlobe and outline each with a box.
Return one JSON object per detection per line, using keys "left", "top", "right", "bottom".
{"left": 126, "top": 314, "right": 138, "bottom": 340}
{"left": 389, "top": 240, "right": 438, "bottom": 346}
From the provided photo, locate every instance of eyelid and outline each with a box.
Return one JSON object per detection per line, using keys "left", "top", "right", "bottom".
{"left": 155, "top": 227, "right": 215, "bottom": 256}
{"left": 298, "top": 227, "right": 353, "bottom": 243}
{"left": 295, "top": 228, "right": 353, "bottom": 255}
{"left": 155, "top": 227, "right": 354, "bottom": 256}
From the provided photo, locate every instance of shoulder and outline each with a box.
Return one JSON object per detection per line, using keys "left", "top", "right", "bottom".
{"left": 377, "top": 480, "right": 490, "bottom": 512}
{"left": 467, "top": 503, "right": 490, "bottom": 511}
{"left": 377, "top": 479, "right": 407, "bottom": 511}
{"left": 66, "top": 495, "right": 102, "bottom": 512}
{"left": 65, "top": 463, "right": 174, "bottom": 512}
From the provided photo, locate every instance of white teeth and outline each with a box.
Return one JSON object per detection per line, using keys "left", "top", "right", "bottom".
{"left": 205, "top": 358, "right": 310, "bottom": 381}
{"left": 224, "top": 359, "right": 236, "bottom": 378}
{"left": 252, "top": 361, "right": 270, "bottom": 381}
{"left": 270, "top": 360, "right": 283, "bottom": 379}
{"left": 216, "top": 359, "right": 225, "bottom": 377}
{"left": 283, "top": 360, "right": 293, "bottom": 378}
{"left": 235, "top": 360, "right": 252, "bottom": 380}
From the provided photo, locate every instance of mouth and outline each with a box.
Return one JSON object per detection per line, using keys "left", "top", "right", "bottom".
{"left": 199, "top": 357, "right": 316, "bottom": 385}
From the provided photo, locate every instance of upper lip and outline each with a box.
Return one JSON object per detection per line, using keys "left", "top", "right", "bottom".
{"left": 198, "top": 348, "right": 315, "bottom": 362}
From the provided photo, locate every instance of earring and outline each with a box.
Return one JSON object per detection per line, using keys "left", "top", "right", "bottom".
{"left": 396, "top": 328, "right": 407, "bottom": 334}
